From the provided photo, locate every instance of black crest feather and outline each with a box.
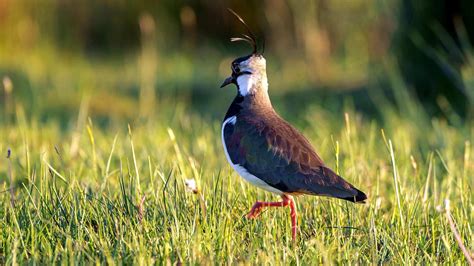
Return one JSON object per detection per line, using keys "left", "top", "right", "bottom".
{"left": 227, "top": 8, "right": 259, "bottom": 54}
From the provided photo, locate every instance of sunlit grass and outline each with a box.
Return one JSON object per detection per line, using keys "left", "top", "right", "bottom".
{"left": 1, "top": 88, "right": 473, "bottom": 264}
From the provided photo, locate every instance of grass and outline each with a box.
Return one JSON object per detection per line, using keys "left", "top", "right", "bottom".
{"left": 1, "top": 86, "right": 473, "bottom": 264}
{"left": 0, "top": 37, "right": 473, "bottom": 263}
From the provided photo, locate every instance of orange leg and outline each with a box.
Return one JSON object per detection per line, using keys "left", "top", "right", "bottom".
{"left": 246, "top": 194, "right": 298, "bottom": 241}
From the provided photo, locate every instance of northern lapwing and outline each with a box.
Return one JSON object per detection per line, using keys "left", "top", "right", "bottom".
{"left": 221, "top": 10, "right": 367, "bottom": 241}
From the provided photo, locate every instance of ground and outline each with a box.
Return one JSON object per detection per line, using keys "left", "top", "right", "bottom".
{"left": 1, "top": 77, "right": 473, "bottom": 263}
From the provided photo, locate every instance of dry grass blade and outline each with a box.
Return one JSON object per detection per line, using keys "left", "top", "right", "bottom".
{"left": 7, "top": 148, "right": 14, "bottom": 207}
{"left": 441, "top": 200, "right": 474, "bottom": 265}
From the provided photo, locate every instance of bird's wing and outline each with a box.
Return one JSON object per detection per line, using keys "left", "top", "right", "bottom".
{"left": 223, "top": 114, "right": 366, "bottom": 202}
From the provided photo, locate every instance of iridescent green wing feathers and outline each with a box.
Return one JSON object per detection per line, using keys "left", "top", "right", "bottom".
{"left": 223, "top": 114, "right": 366, "bottom": 202}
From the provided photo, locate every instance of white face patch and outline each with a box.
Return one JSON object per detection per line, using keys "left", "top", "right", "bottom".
{"left": 234, "top": 57, "right": 268, "bottom": 96}
{"left": 236, "top": 74, "right": 254, "bottom": 96}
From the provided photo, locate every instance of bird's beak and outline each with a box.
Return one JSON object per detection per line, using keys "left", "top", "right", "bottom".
{"left": 220, "top": 76, "right": 234, "bottom": 88}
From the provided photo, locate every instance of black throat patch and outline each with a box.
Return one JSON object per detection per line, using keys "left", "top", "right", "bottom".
{"left": 223, "top": 94, "right": 244, "bottom": 121}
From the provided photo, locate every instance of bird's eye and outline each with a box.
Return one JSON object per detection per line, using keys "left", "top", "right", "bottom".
{"left": 233, "top": 64, "right": 240, "bottom": 73}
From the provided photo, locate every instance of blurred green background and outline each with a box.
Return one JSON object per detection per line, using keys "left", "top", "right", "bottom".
{"left": 1, "top": 2, "right": 474, "bottom": 263}
{"left": 1, "top": 0, "right": 474, "bottom": 126}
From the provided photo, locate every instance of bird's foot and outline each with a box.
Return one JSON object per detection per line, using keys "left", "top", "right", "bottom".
{"left": 246, "top": 202, "right": 264, "bottom": 219}
{"left": 244, "top": 196, "right": 298, "bottom": 242}
{"left": 245, "top": 200, "right": 288, "bottom": 219}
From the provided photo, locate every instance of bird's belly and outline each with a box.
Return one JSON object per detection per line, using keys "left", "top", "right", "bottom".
{"left": 232, "top": 164, "right": 283, "bottom": 195}
{"left": 221, "top": 116, "right": 283, "bottom": 195}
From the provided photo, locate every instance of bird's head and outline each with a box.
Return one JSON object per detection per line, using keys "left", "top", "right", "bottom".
{"left": 220, "top": 9, "right": 267, "bottom": 96}
{"left": 221, "top": 54, "right": 267, "bottom": 96}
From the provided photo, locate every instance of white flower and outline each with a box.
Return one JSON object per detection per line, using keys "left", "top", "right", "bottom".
{"left": 185, "top": 179, "right": 198, "bottom": 194}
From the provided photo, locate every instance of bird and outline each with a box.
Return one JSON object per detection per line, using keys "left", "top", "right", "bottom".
{"left": 220, "top": 10, "right": 367, "bottom": 242}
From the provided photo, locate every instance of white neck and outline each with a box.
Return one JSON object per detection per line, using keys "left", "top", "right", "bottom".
{"left": 236, "top": 74, "right": 268, "bottom": 96}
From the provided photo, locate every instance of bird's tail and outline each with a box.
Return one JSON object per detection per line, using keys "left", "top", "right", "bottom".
{"left": 304, "top": 166, "right": 368, "bottom": 203}
{"left": 316, "top": 166, "right": 368, "bottom": 203}
{"left": 341, "top": 187, "right": 367, "bottom": 203}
